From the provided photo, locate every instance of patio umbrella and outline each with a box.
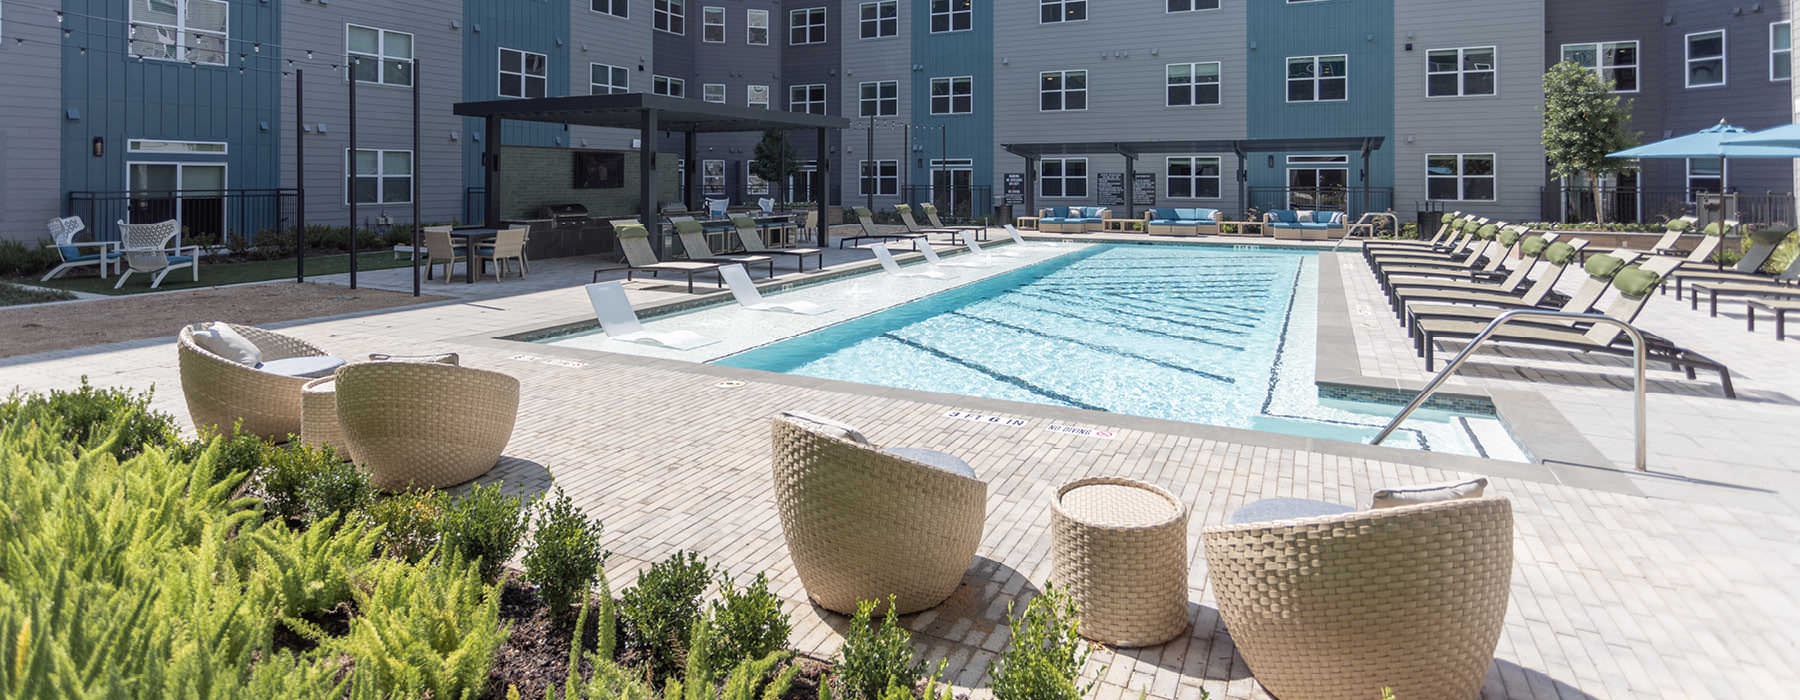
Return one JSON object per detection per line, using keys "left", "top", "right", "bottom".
{"left": 1608, "top": 120, "right": 1800, "bottom": 268}
{"left": 1723, "top": 123, "right": 1800, "bottom": 149}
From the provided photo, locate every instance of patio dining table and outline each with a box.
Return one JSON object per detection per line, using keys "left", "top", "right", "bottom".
{"left": 448, "top": 227, "right": 497, "bottom": 284}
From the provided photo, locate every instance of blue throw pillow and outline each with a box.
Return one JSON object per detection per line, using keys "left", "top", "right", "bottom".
{"left": 1050, "top": 206, "right": 1070, "bottom": 218}
{"left": 1273, "top": 210, "right": 1298, "bottom": 223}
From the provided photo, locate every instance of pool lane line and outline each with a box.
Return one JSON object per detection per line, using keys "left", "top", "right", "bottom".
{"left": 1455, "top": 416, "right": 1490, "bottom": 459}
{"left": 944, "top": 310, "right": 1236, "bottom": 384}
{"left": 875, "top": 333, "right": 1109, "bottom": 412}
{"left": 1022, "top": 288, "right": 1265, "bottom": 329}
{"left": 995, "top": 294, "right": 1252, "bottom": 350}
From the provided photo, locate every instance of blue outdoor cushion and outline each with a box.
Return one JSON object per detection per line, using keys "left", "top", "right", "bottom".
{"left": 1292, "top": 223, "right": 1331, "bottom": 230}
{"left": 1048, "top": 206, "right": 1070, "bottom": 218}
{"left": 1313, "top": 211, "right": 1344, "bottom": 224}
{"left": 1040, "top": 217, "right": 1068, "bottom": 224}
{"left": 1150, "top": 208, "right": 1177, "bottom": 219}
{"left": 1173, "top": 220, "right": 1204, "bottom": 225}
{"left": 167, "top": 255, "right": 195, "bottom": 264}
{"left": 60, "top": 251, "right": 118, "bottom": 263}
{"left": 58, "top": 245, "right": 82, "bottom": 260}
{"left": 1272, "top": 210, "right": 1298, "bottom": 223}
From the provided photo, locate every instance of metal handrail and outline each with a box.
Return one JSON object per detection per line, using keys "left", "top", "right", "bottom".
{"left": 1332, "top": 211, "right": 1400, "bottom": 251}
{"left": 1371, "top": 309, "right": 1649, "bottom": 471}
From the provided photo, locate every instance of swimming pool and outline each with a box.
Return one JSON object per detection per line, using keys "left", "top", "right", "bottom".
{"left": 713, "top": 243, "right": 1524, "bottom": 459}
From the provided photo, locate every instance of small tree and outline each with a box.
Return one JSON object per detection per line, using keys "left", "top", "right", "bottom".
{"left": 1542, "top": 61, "right": 1638, "bottom": 223}
{"left": 750, "top": 130, "right": 798, "bottom": 201}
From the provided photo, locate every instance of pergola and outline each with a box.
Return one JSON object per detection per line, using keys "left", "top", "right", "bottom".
{"left": 1001, "top": 137, "right": 1386, "bottom": 217}
{"left": 453, "top": 93, "right": 849, "bottom": 240}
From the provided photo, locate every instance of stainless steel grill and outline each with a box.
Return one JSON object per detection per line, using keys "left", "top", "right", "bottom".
{"left": 536, "top": 203, "right": 592, "bottom": 229}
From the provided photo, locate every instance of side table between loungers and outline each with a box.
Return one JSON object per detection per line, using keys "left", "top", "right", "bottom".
{"left": 1050, "top": 477, "right": 1191, "bottom": 647}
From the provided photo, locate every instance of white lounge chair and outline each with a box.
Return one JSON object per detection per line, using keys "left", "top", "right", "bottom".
{"left": 41, "top": 216, "right": 118, "bottom": 281}
{"left": 757, "top": 197, "right": 777, "bottom": 213}
{"left": 870, "top": 243, "right": 951, "bottom": 279}
{"left": 1004, "top": 224, "right": 1057, "bottom": 247}
{"left": 964, "top": 235, "right": 1020, "bottom": 259}
{"left": 114, "top": 219, "right": 197, "bottom": 289}
{"left": 917, "top": 242, "right": 992, "bottom": 268}
{"left": 584, "top": 281, "right": 719, "bottom": 350}
{"left": 720, "top": 264, "right": 832, "bottom": 315}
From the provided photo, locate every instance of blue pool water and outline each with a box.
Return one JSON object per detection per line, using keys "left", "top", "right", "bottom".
{"left": 715, "top": 244, "right": 1519, "bottom": 458}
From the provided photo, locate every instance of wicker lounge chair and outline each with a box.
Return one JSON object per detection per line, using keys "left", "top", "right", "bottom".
{"left": 335, "top": 361, "right": 519, "bottom": 491}
{"left": 605, "top": 222, "right": 723, "bottom": 293}
{"left": 177, "top": 322, "right": 346, "bottom": 441}
{"left": 770, "top": 412, "right": 985, "bottom": 615}
{"left": 114, "top": 219, "right": 198, "bottom": 289}
{"left": 1202, "top": 498, "right": 1513, "bottom": 700}
{"left": 837, "top": 206, "right": 927, "bottom": 250}
{"left": 730, "top": 214, "right": 824, "bottom": 271}
{"left": 41, "top": 216, "right": 119, "bottom": 281}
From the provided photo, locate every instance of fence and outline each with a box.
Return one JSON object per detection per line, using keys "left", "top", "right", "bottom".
{"left": 65, "top": 189, "right": 300, "bottom": 250}
{"left": 1540, "top": 186, "right": 1797, "bottom": 225}
{"left": 1247, "top": 186, "right": 1394, "bottom": 218}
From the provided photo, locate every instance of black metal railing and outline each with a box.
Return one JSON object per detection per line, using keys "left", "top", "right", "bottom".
{"left": 1539, "top": 186, "right": 1797, "bottom": 225}
{"left": 901, "top": 184, "right": 993, "bottom": 222}
{"left": 464, "top": 187, "right": 486, "bottom": 225}
{"left": 1247, "top": 186, "right": 1394, "bottom": 218}
{"left": 65, "top": 188, "right": 299, "bottom": 250}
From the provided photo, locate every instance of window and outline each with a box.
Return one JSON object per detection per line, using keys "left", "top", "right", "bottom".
{"left": 1040, "top": 0, "right": 1086, "bottom": 24}
{"left": 703, "top": 7, "right": 725, "bottom": 43}
{"left": 860, "top": 1, "right": 897, "bottom": 39}
{"left": 1168, "top": 0, "right": 1219, "bottom": 11}
{"left": 590, "top": 63, "right": 628, "bottom": 95}
{"left": 746, "top": 163, "right": 770, "bottom": 196}
{"left": 1166, "top": 157, "right": 1221, "bottom": 199}
{"left": 1426, "top": 46, "right": 1494, "bottom": 97}
{"left": 1040, "top": 70, "right": 1087, "bottom": 111}
{"left": 790, "top": 7, "right": 827, "bottom": 45}
{"left": 1286, "top": 54, "right": 1347, "bottom": 102}
{"left": 129, "top": 0, "right": 228, "bottom": 65}
{"left": 789, "top": 83, "right": 827, "bottom": 114}
{"left": 702, "top": 159, "right": 726, "bottom": 196}
{"left": 1039, "top": 158, "right": 1088, "bottom": 198}
{"left": 931, "top": 0, "right": 972, "bottom": 33}
{"left": 654, "top": 74, "right": 685, "bottom": 97}
{"left": 1687, "top": 30, "right": 1726, "bottom": 87}
{"left": 930, "top": 76, "right": 973, "bottom": 115}
{"left": 655, "top": 0, "right": 685, "bottom": 34}
{"left": 859, "top": 160, "right": 899, "bottom": 196}
{"left": 1560, "top": 41, "right": 1638, "bottom": 92}
{"left": 1166, "top": 62, "right": 1221, "bottom": 106}
{"left": 591, "top": 0, "right": 626, "bottom": 18}
{"left": 346, "top": 149, "right": 413, "bottom": 205}
{"left": 747, "top": 84, "right": 770, "bottom": 108}
{"left": 703, "top": 83, "right": 726, "bottom": 103}
{"left": 1286, "top": 155, "right": 1349, "bottom": 209}
{"left": 348, "top": 25, "right": 414, "bottom": 87}
{"left": 498, "top": 48, "right": 547, "bottom": 99}
{"left": 1687, "top": 158, "right": 1724, "bottom": 200}
{"left": 859, "top": 81, "right": 898, "bottom": 117}
{"left": 1426, "top": 154, "right": 1495, "bottom": 202}
{"left": 1774, "top": 22, "right": 1792, "bottom": 81}
{"left": 747, "top": 9, "right": 769, "bottom": 45}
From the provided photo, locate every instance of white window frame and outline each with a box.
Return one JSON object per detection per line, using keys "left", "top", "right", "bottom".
{"left": 859, "top": 80, "right": 898, "bottom": 117}
{"left": 655, "top": 0, "right": 686, "bottom": 35}
{"left": 790, "top": 7, "right": 828, "bottom": 46}
{"left": 1040, "top": 0, "right": 1086, "bottom": 24}
{"left": 653, "top": 74, "right": 686, "bottom": 98}
{"left": 747, "top": 9, "right": 769, "bottom": 45}
{"left": 590, "top": 63, "right": 628, "bottom": 95}
{"left": 1560, "top": 41, "right": 1639, "bottom": 93}
{"left": 498, "top": 47, "right": 548, "bottom": 99}
{"left": 1039, "top": 157, "right": 1088, "bottom": 199}
{"left": 128, "top": 139, "right": 228, "bottom": 154}
{"left": 1425, "top": 153, "right": 1496, "bottom": 203}
{"left": 860, "top": 1, "right": 898, "bottom": 39}
{"left": 129, "top": 0, "right": 229, "bottom": 66}
{"left": 930, "top": 0, "right": 972, "bottom": 33}
{"left": 1167, "top": 0, "right": 1220, "bottom": 12}
{"left": 1039, "top": 70, "right": 1088, "bottom": 112}
{"left": 347, "top": 25, "right": 414, "bottom": 87}
{"left": 859, "top": 160, "right": 899, "bottom": 196}
{"left": 1773, "top": 22, "right": 1792, "bottom": 82}
{"left": 930, "top": 76, "right": 973, "bottom": 115}
{"left": 591, "top": 0, "right": 627, "bottom": 19}
{"left": 1425, "top": 46, "right": 1495, "bottom": 98}
{"left": 344, "top": 148, "right": 414, "bottom": 206}
{"left": 1165, "top": 156, "right": 1222, "bottom": 200}
{"left": 789, "top": 83, "right": 827, "bottom": 114}
{"left": 1686, "top": 29, "right": 1727, "bottom": 88}
{"left": 747, "top": 84, "right": 770, "bottom": 108}
{"left": 1686, "top": 158, "right": 1726, "bottom": 202}
{"left": 702, "top": 6, "right": 726, "bottom": 43}
{"left": 1166, "top": 62, "right": 1221, "bottom": 107}
{"left": 1285, "top": 54, "right": 1348, "bottom": 103}
{"left": 703, "top": 83, "right": 726, "bottom": 103}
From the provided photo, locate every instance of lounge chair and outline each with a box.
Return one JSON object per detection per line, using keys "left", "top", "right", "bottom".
{"left": 869, "top": 243, "right": 951, "bottom": 279}
{"left": 1385, "top": 232, "right": 1559, "bottom": 298}
{"left": 673, "top": 219, "right": 775, "bottom": 278}
{"left": 1379, "top": 226, "right": 1534, "bottom": 289}
{"left": 1668, "top": 225, "right": 1795, "bottom": 298}
{"left": 41, "top": 216, "right": 119, "bottom": 281}
{"left": 604, "top": 223, "right": 724, "bottom": 293}
{"left": 1402, "top": 248, "right": 1633, "bottom": 332}
{"left": 964, "top": 235, "right": 1020, "bottom": 258}
{"left": 177, "top": 322, "right": 347, "bottom": 441}
{"left": 757, "top": 197, "right": 777, "bottom": 212}
{"left": 1392, "top": 240, "right": 1588, "bottom": 325}
{"left": 1374, "top": 223, "right": 1512, "bottom": 288}
{"left": 916, "top": 241, "right": 991, "bottom": 268}
{"left": 720, "top": 264, "right": 832, "bottom": 315}
{"left": 1746, "top": 297, "right": 1800, "bottom": 339}
{"left": 113, "top": 219, "right": 198, "bottom": 289}
{"left": 837, "top": 206, "right": 927, "bottom": 250}
{"left": 1686, "top": 254, "right": 1800, "bottom": 316}
{"left": 1365, "top": 217, "right": 1486, "bottom": 268}
{"left": 584, "top": 281, "right": 719, "bottom": 350}
{"left": 921, "top": 203, "right": 990, "bottom": 241}
{"left": 1361, "top": 212, "right": 1463, "bottom": 255}
{"left": 705, "top": 198, "right": 731, "bottom": 217}
{"left": 1648, "top": 216, "right": 1700, "bottom": 256}
{"left": 894, "top": 203, "right": 959, "bottom": 239}
{"left": 730, "top": 214, "right": 824, "bottom": 271}
{"left": 335, "top": 361, "right": 519, "bottom": 490}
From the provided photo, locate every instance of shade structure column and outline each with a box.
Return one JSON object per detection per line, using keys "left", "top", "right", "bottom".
{"left": 685, "top": 129, "right": 700, "bottom": 212}
{"left": 816, "top": 127, "right": 829, "bottom": 247}
{"left": 1025, "top": 157, "right": 1037, "bottom": 218}
{"left": 484, "top": 116, "right": 502, "bottom": 228}
{"left": 639, "top": 108, "right": 660, "bottom": 250}
{"left": 1122, "top": 153, "right": 1136, "bottom": 219}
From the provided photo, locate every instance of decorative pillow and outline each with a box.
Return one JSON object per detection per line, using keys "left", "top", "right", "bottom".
{"left": 256, "top": 355, "right": 347, "bottom": 379}
{"left": 1476, "top": 224, "right": 1500, "bottom": 239}
{"left": 1520, "top": 235, "right": 1550, "bottom": 258}
{"left": 1583, "top": 253, "right": 1626, "bottom": 280}
{"left": 1497, "top": 228, "right": 1521, "bottom": 247}
{"left": 780, "top": 411, "right": 871, "bottom": 445}
{"left": 368, "top": 352, "right": 460, "bottom": 365}
{"left": 1441, "top": 212, "right": 1457, "bottom": 224}
{"left": 1611, "top": 265, "right": 1662, "bottom": 299}
{"left": 1543, "top": 241, "right": 1578, "bottom": 266}
{"left": 1273, "top": 210, "right": 1298, "bottom": 223}
{"left": 1195, "top": 208, "right": 1219, "bottom": 221}
{"left": 1664, "top": 218, "right": 1694, "bottom": 233}
{"left": 1293, "top": 210, "right": 1314, "bottom": 224}
{"left": 615, "top": 224, "right": 649, "bottom": 240}
{"left": 1050, "top": 206, "right": 1070, "bottom": 218}
{"left": 188, "top": 322, "right": 262, "bottom": 366}
{"left": 1371, "top": 477, "right": 1488, "bottom": 509}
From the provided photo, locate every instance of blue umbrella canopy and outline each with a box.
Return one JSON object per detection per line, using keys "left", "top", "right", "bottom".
{"left": 1608, "top": 120, "right": 1800, "bottom": 159}
{"left": 1722, "top": 123, "right": 1800, "bottom": 149}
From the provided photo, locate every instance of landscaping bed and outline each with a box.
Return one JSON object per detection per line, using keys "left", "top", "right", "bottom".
{"left": 0, "top": 282, "right": 76, "bottom": 307}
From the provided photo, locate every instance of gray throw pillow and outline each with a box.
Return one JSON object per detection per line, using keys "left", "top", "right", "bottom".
{"left": 1371, "top": 477, "right": 1488, "bottom": 509}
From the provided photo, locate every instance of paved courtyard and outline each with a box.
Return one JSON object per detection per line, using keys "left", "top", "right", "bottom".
{"left": 2, "top": 227, "right": 1796, "bottom": 699}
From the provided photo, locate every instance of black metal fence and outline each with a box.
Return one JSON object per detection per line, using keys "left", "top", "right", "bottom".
{"left": 1539, "top": 186, "right": 1797, "bottom": 226}
{"left": 65, "top": 189, "right": 300, "bottom": 249}
{"left": 1247, "top": 186, "right": 1394, "bottom": 218}
{"left": 902, "top": 184, "right": 993, "bottom": 223}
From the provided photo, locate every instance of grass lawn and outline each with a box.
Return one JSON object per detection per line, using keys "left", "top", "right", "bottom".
{"left": 23, "top": 252, "right": 412, "bottom": 296}
{"left": 0, "top": 283, "right": 78, "bottom": 307}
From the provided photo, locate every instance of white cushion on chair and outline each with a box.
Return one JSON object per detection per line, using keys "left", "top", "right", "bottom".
{"left": 780, "top": 411, "right": 871, "bottom": 445}
{"left": 1371, "top": 477, "right": 1488, "bottom": 509}
{"left": 189, "top": 323, "right": 262, "bottom": 366}
{"left": 256, "top": 355, "right": 348, "bottom": 378}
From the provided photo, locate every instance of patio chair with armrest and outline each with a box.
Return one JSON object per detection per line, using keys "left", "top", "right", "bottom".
{"left": 422, "top": 226, "right": 466, "bottom": 282}
{"left": 335, "top": 361, "right": 519, "bottom": 491}
{"left": 114, "top": 219, "right": 198, "bottom": 289}
{"left": 474, "top": 227, "right": 528, "bottom": 280}
{"left": 41, "top": 216, "right": 119, "bottom": 281}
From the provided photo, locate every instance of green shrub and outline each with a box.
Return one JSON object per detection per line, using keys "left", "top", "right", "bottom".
{"left": 987, "top": 584, "right": 1095, "bottom": 700}
{"left": 246, "top": 512, "right": 382, "bottom": 622}
{"left": 364, "top": 490, "right": 447, "bottom": 562}
{"left": 438, "top": 483, "right": 530, "bottom": 583}
{"left": 832, "top": 598, "right": 922, "bottom": 700}
{"left": 522, "top": 489, "right": 608, "bottom": 615}
{"left": 619, "top": 551, "right": 716, "bottom": 682}
{"left": 254, "top": 441, "right": 373, "bottom": 526}
{"left": 0, "top": 240, "right": 61, "bottom": 277}
{"left": 0, "top": 379, "right": 179, "bottom": 460}
{"left": 336, "top": 555, "right": 508, "bottom": 699}
{"left": 698, "top": 573, "right": 791, "bottom": 670}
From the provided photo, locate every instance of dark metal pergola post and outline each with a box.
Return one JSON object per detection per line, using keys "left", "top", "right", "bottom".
{"left": 684, "top": 128, "right": 700, "bottom": 211}
{"left": 816, "top": 127, "right": 829, "bottom": 246}
{"left": 347, "top": 57, "right": 359, "bottom": 290}
{"left": 1024, "top": 157, "right": 1037, "bottom": 217}
{"left": 1122, "top": 151, "right": 1137, "bottom": 219}
{"left": 294, "top": 68, "right": 306, "bottom": 283}
{"left": 639, "top": 108, "right": 660, "bottom": 248}
{"left": 483, "top": 117, "right": 502, "bottom": 228}
{"left": 411, "top": 60, "right": 422, "bottom": 297}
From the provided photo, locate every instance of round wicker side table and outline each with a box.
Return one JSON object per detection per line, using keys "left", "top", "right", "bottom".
{"left": 1050, "top": 477, "right": 1191, "bottom": 647}
{"left": 299, "top": 377, "right": 349, "bottom": 458}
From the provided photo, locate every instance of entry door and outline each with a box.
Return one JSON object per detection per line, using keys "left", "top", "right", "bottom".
{"left": 931, "top": 160, "right": 974, "bottom": 219}
{"left": 786, "top": 161, "right": 818, "bottom": 204}
{"left": 1287, "top": 166, "right": 1347, "bottom": 210}
{"left": 128, "top": 163, "right": 226, "bottom": 241}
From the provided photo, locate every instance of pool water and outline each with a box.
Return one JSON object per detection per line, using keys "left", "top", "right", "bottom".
{"left": 714, "top": 244, "right": 1524, "bottom": 460}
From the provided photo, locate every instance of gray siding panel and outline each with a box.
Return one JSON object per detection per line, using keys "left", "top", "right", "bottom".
{"left": 840, "top": 0, "right": 911, "bottom": 210}
{"left": 0, "top": 4, "right": 64, "bottom": 241}
{"left": 569, "top": 1, "right": 653, "bottom": 152}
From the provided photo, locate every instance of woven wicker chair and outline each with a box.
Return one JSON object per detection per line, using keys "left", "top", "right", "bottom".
{"left": 334, "top": 362, "right": 519, "bottom": 491}
{"left": 1201, "top": 497, "right": 1513, "bottom": 700}
{"left": 177, "top": 323, "right": 335, "bottom": 440}
{"left": 770, "top": 415, "right": 986, "bottom": 615}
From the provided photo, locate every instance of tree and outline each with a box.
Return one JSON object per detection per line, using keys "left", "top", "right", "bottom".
{"left": 749, "top": 130, "right": 798, "bottom": 200}
{"left": 1542, "top": 61, "right": 1638, "bottom": 222}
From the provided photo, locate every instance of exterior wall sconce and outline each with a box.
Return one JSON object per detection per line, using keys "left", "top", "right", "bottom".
{"left": 92, "top": 137, "right": 104, "bottom": 158}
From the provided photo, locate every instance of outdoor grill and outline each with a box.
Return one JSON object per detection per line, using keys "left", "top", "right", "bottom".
{"left": 500, "top": 203, "right": 612, "bottom": 259}
{"left": 537, "top": 203, "right": 593, "bottom": 230}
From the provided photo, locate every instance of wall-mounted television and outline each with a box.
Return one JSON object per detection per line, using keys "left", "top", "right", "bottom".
{"left": 573, "top": 151, "right": 625, "bottom": 189}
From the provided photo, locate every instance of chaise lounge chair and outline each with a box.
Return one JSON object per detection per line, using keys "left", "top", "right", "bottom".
{"left": 673, "top": 219, "right": 776, "bottom": 278}
{"left": 916, "top": 241, "right": 992, "bottom": 268}
{"left": 1667, "top": 225, "right": 1795, "bottom": 299}
{"left": 837, "top": 206, "right": 928, "bottom": 250}
{"left": 720, "top": 264, "right": 833, "bottom": 315}
{"left": 603, "top": 222, "right": 724, "bottom": 293}
{"left": 1686, "top": 253, "right": 1800, "bottom": 316}
{"left": 731, "top": 214, "right": 825, "bottom": 271}
{"left": 869, "top": 243, "right": 951, "bottom": 279}
{"left": 584, "top": 281, "right": 719, "bottom": 350}
{"left": 41, "top": 216, "right": 119, "bottom": 281}
{"left": 894, "top": 203, "right": 959, "bottom": 239}
{"left": 921, "top": 203, "right": 990, "bottom": 241}
{"left": 1391, "top": 240, "right": 1588, "bottom": 324}
{"left": 1402, "top": 248, "right": 1635, "bottom": 333}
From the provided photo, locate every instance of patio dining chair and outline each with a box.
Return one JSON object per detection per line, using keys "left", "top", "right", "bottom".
{"left": 41, "top": 216, "right": 119, "bottom": 281}
{"left": 422, "top": 226, "right": 466, "bottom": 282}
{"left": 113, "top": 219, "right": 197, "bottom": 289}
{"left": 476, "top": 227, "right": 528, "bottom": 280}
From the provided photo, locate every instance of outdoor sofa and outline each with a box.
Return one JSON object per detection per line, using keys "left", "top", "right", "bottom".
{"left": 1037, "top": 206, "right": 1110, "bottom": 233}
{"left": 1264, "top": 209, "right": 1348, "bottom": 240}
{"left": 1140, "top": 207, "right": 1221, "bottom": 236}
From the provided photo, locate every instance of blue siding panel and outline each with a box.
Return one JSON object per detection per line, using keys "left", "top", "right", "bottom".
{"left": 462, "top": 0, "right": 573, "bottom": 191}
{"left": 910, "top": 0, "right": 994, "bottom": 213}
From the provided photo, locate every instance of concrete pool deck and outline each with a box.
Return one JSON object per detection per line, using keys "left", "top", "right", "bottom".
{"left": 1, "top": 225, "right": 1795, "bottom": 699}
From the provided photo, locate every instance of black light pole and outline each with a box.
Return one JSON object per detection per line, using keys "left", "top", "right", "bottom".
{"left": 295, "top": 68, "right": 306, "bottom": 282}
{"left": 347, "top": 57, "right": 359, "bottom": 290}
{"left": 866, "top": 115, "right": 875, "bottom": 212}
{"left": 411, "top": 59, "right": 422, "bottom": 297}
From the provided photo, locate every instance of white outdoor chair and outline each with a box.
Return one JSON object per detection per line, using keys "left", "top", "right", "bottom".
{"left": 584, "top": 281, "right": 719, "bottom": 350}
{"left": 964, "top": 235, "right": 1020, "bottom": 259}
{"left": 41, "top": 216, "right": 119, "bottom": 281}
{"left": 870, "top": 243, "right": 951, "bottom": 279}
{"left": 706, "top": 198, "right": 731, "bottom": 217}
{"left": 757, "top": 197, "right": 777, "bottom": 213}
{"left": 114, "top": 219, "right": 197, "bottom": 289}
{"left": 720, "top": 264, "right": 832, "bottom": 315}
{"left": 917, "top": 241, "right": 993, "bottom": 268}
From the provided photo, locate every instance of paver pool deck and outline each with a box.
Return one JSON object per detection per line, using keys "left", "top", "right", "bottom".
{"left": 2, "top": 228, "right": 1795, "bottom": 699}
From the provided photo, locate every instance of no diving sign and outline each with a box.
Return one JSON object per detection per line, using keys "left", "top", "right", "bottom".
{"left": 1045, "top": 423, "right": 1118, "bottom": 440}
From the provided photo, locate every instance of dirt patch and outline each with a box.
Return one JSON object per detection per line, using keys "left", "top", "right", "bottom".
{"left": 0, "top": 283, "right": 445, "bottom": 358}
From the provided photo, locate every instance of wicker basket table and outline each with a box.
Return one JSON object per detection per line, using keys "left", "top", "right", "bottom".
{"left": 299, "top": 377, "right": 349, "bottom": 457}
{"left": 1050, "top": 477, "right": 1190, "bottom": 647}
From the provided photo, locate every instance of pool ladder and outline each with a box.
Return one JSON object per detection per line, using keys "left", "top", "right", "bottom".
{"left": 1331, "top": 212, "right": 1401, "bottom": 251}
{"left": 1370, "top": 309, "right": 1650, "bottom": 472}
